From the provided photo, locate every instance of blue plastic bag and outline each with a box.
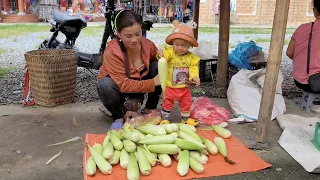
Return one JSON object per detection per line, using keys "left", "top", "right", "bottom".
{"left": 228, "top": 41, "right": 263, "bottom": 70}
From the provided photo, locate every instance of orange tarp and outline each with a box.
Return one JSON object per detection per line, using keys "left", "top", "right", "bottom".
{"left": 83, "top": 130, "right": 271, "bottom": 180}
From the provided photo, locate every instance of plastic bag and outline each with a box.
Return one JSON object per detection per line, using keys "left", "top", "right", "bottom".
{"left": 227, "top": 69, "right": 286, "bottom": 122}
{"left": 124, "top": 110, "right": 161, "bottom": 127}
{"left": 228, "top": 41, "right": 263, "bottom": 70}
{"left": 190, "top": 97, "right": 231, "bottom": 125}
{"left": 189, "top": 41, "right": 217, "bottom": 59}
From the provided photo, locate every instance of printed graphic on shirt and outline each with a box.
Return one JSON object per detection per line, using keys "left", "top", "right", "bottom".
{"left": 172, "top": 67, "right": 189, "bottom": 86}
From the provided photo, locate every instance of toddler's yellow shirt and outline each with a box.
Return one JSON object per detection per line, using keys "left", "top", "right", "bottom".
{"left": 163, "top": 46, "right": 200, "bottom": 88}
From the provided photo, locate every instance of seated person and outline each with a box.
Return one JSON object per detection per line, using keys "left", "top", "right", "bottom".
{"left": 286, "top": 0, "right": 320, "bottom": 93}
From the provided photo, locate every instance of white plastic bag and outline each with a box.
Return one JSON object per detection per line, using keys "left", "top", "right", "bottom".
{"left": 190, "top": 41, "right": 216, "bottom": 59}
{"left": 227, "top": 68, "right": 286, "bottom": 122}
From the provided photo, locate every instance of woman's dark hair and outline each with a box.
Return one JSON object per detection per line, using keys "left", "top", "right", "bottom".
{"left": 115, "top": 10, "right": 142, "bottom": 32}
{"left": 115, "top": 10, "right": 142, "bottom": 52}
{"left": 314, "top": 0, "right": 320, "bottom": 13}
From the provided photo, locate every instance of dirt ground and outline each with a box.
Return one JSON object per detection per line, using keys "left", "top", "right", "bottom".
{"left": 0, "top": 98, "right": 319, "bottom": 180}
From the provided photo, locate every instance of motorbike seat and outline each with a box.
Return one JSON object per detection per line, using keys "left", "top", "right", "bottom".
{"left": 52, "top": 10, "right": 87, "bottom": 28}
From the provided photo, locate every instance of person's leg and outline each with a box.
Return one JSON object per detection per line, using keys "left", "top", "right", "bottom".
{"left": 97, "top": 77, "right": 125, "bottom": 129}
{"left": 161, "top": 98, "right": 174, "bottom": 124}
{"left": 143, "top": 61, "right": 161, "bottom": 112}
{"left": 160, "top": 87, "right": 177, "bottom": 124}
{"left": 179, "top": 88, "right": 199, "bottom": 126}
{"left": 294, "top": 79, "right": 312, "bottom": 92}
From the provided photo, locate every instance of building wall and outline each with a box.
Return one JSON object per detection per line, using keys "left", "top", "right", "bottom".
{"left": 199, "top": 0, "right": 219, "bottom": 24}
{"left": 235, "top": 0, "right": 315, "bottom": 25}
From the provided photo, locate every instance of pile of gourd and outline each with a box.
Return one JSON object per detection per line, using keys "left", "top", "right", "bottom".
{"left": 86, "top": 123, "right": 234, "bottom": 179}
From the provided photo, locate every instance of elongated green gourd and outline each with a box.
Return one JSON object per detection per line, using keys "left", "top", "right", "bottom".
{"left": 103, "top": 141, "right": 114, "bottom": 159}
{"left": 87, "top": 144, "right": 112, "bottom": 175}
{"left": 158, "top": 57, "right": 168, "bottom": 98}
{"left": 177, "top": 131, "right": 206, "bottom": 149}
{"left": 146, "top": 144, "right": 180, "bottom": 154}
{"left": 158, "top": 124, "right": 174, "bottom": 134}
{"left": 179, "top": 124, "right": 202, "bottom": 142}
{"left": 86, "top": 157, "right": 96, "bottom": 176}
{"left": 137, "top": 135, "right": 175, "bottom": 145}
{"left": 189, "top": 156, "right": 204, "bottom": 174}
{"left": 103, "top": 136, "right": 110, "bottom": 149}
{"left": 108, "top": 150, "right": 121, "bottom": 165}
{"left": 141, "top": 147, "right": 157, "bottom": 166}
{"left": 123, "top": 131, "right": 140, "bottom": 142}
{"left": 158, "top": 154, "right": 172, "bottom": 167}
{"left": 132, "top": 129, "right": 146, "bottom": 140}
{"left": 200, "top": 137, "right": 218, "bottom": 155}
{"left": 120, "top": 148, "right": 129, "bottom": 169}
{"left": 214, "top": 137, "right": 235, "bottom": 165}
{"left": 174, "top": 138, "right": 205, "bottom": 150}
{"left": 189, "top": 151, "right": 208, "bottom": 165}
{"left": 123, "top": 140, "right": 136, "bottom": 153}
{"left": 137, "top": 146, "right": 151, "bottom": 175}
{"left": 137, "top": 124, "right": 166, "bottom": 136}
{"left": 177, "top": 150, "right": 189, "bottom": 176}
{"left": 212, "top": 125, "right": 232, "bottom": 139}
{"left": 127, "top": 152, "right": 139, "bottom": 180}
{"left": 110, "top": 131, "right": 123, "bottom": 150}
{"left": 93, "top": 143, "right": 103, "bottom": 156}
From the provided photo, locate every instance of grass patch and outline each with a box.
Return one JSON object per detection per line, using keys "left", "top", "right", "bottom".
{"left": 231, "top": 28, "right": 272, "bottom": 34}
{"left": 0, "top": 67, "right": 11, "bottom": 78}
{"left": 81, "top": 26, "right": 104, "bottom": 37}
{"left": 13, "top": 37, "right": 17, "bottom": 42}
{"left": 0, "top": 48, "right": 11, "bottom": 55}
{"left": 255, "top": 38, "right": 270, "bottom": 43}
{"left": 0, "top": 48, "right": 6, "bottom": 55}
{"left": 199, "top": 27, "right": 219, "bottom": 33}
{"left": 0, "top": 24, "right": 50, "bottom": 39}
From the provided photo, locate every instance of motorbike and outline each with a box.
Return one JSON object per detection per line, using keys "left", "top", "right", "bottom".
{"left": 38, "top": 0, "right": 153, "bottom": 70}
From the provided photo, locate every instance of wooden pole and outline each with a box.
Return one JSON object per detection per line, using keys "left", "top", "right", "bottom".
{"left": 255, "top": 0, "right": 290, "bottom": 143}
{"left": 215, "top": 0, "right": 230, "bottom": 89}
{"left": 193, "top": 0, "right": 200, "bottom": 40}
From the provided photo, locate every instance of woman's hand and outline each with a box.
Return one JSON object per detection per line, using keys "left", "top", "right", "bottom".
{"left": 157, "top": 48, "right": 163, "bottom": 58}
{"left": 153, "top": 74, "right": 161, "bottom": 86}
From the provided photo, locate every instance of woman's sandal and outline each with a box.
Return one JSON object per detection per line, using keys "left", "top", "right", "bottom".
{"left": 181, "top": 118, "right": 199, "bottom": 127}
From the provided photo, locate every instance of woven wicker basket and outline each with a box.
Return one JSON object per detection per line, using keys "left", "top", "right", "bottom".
{"left": 25, "top": 49, "right": 78, "bottom": 107}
